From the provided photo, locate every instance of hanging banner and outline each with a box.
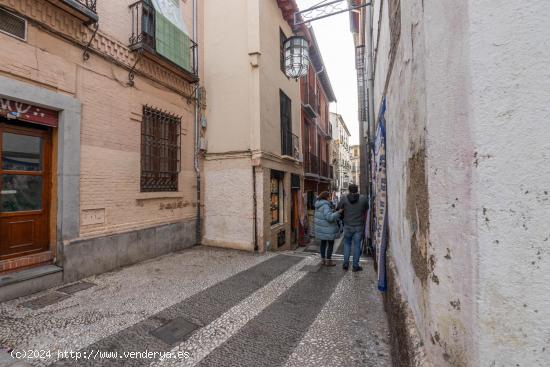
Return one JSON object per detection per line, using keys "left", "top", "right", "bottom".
{"left": 0, "top": 98, "right": 58, "bottom": 127}
{"left": 151, "top": 0, "right": 192, "bottom": 71}
{"left": 374, "top": 98, "right": 388, "bottom": 291}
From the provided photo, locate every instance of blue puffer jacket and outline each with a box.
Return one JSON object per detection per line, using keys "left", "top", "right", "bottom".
{"left": 314, "top": 199, "right": 341, "bottom": 240}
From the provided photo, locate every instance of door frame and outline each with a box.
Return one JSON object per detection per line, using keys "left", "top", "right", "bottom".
{"left": 0, "top": 122, "right": 52, "bottom": 261}
{"left": 0, "top": 76, "right": 81, "bottom": 269}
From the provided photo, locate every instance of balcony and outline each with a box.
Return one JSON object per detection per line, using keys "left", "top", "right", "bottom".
{"left": 301, "top": 80, "right": 319, "bottom": 118}
{"left": 320, "top": 162, "right": 329, "bottom": 179}
{"left": 282, "top": 131, "right": 300, "bottom": 160}
{"left": 304, "top": 152, "right": 319, "bottom": 176}
{"left": 129, "top": 0, "right": 198, "bottom": 83}
{"left": 47, "top": 0, "right": 98, "bottom": 23}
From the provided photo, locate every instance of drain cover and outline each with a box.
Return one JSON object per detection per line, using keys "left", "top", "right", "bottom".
{"left": 20, "top": 292, "right": 71, "bottom": 310}
{"left": 150, "top": 317, "right": 199, "bottom": 345}
{"left": 300, "top": 265, "right": 321, "bottom": 272}
{"left": 57, "top": 281, "right": 96, "bottom": 294}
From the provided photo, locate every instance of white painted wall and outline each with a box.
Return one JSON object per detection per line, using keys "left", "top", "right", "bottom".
{"left": 469, "top": 1, "right": 550, "bottom": 365}
{"left": 372, "top": 0, "right": 550, "bottom": 365}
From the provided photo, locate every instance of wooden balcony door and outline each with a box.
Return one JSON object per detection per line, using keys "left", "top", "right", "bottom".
{"left": 0, "top": 122, "right": 51, "bottom": 261}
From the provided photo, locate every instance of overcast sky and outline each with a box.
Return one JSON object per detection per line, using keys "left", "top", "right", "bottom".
{"left": 296, "top": 0, "right": 359, "bottom": 145}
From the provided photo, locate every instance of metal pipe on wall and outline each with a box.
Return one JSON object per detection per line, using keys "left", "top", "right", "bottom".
{"left": 192, "top": 0, "right": 201, "bottom": 245}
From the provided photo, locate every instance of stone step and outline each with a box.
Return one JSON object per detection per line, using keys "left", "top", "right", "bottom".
{"left": 0, "top": 265, "right": 63, "bottom": 303}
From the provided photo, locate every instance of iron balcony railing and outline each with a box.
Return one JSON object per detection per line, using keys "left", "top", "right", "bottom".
{"left": 320, "top": 161, "right": 329, "bottom": 179}
{"left": 129, "top": 0, "right": 198, "bottom": 80}
{"left": 301, "top": 78, "right": 319, "bottom": 118}
{"left": 75, "top": 0, "right": 97, "bottom": 12}
{"left": 282, "top": 131, "right": 300, "bottom": 160}
{"left": 304, "top": 152, "right": 320, "bottom": 175}
{"left": 47, "top": 0, "right": 98, "bottom": 23}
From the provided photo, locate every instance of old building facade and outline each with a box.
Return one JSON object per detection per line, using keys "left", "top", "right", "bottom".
{"left": 300, "top": 29, "right": 336, "bottom": 242}
{"left": 0, "top": 0, "right": 204, "bottom": 301}
{"left": 203, "top": 0, "right": 305, "bottom": 252}
{"left": 330, "top": 112, "right": 351, "bottom": 198}
{"left": 350, "top": 144, "right": 360, "bottom": 185}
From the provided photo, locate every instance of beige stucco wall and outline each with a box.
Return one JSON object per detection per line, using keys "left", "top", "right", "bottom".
{"left": 258, "top": 0, "right": 301, "bottom": 155}
{"left": 203, "top": 0, "right": 302, "bottom": 251}
{"left": 0, "top": 0, "right": 202, "bottom": 239}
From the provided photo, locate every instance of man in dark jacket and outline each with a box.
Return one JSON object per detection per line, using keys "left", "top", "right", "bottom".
{"left": 337, "top": 184, "right": 368, "bottom": 271}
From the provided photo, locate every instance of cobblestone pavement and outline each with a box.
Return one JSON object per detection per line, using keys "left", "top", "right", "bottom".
{"left": 0, "top": 246, "right": 391, "bottom": 367}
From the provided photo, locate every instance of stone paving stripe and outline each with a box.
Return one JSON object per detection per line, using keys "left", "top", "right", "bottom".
{"left": 53, "top": 254, "right": 303, "bottom": 367}
{"left": 150, "top": 317, "right": 199, "bottom": 346}
{"left": 19, "top": 292, "right": 71, "bottom": 310}
{"left": 196, "top": 266, "right": 345, "bottom": 367}
{"left": 149, "top": 257, "right": 315, "bottom": 367}
{"left": 299, "top": 265, "right": 321, "bottom": 272}
{"left": 56, "top": 281, "right": 96, "bottom": 295}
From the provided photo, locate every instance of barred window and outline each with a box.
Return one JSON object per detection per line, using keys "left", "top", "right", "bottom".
{"left": 141, "top": 106, "right": 181, "bottom": 192}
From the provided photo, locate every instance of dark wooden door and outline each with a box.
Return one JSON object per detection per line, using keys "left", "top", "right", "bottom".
{"left": 0, "top": 122, "right": 51, "bottom": 261}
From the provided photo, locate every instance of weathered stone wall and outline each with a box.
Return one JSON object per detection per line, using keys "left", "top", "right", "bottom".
{"left": 373, "top": 0, "right": 550, "bottom": 365}
{"left": 203, "top": 156, "right": 255, "bottom": 251}
{"left": 374, "top": 0, "right": 475, "bottom": 364}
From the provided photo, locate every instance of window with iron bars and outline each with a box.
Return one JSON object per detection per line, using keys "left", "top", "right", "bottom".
{"left": 141, "top": 106, "right": 181, "bottom": 192}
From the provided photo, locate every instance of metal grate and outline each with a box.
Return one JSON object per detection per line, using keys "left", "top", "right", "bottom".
{"left": 141, "top": 106, "right": 181, "bottom": 192}
{"left": 0, "top": 8, "right": 26, "bottom": 41}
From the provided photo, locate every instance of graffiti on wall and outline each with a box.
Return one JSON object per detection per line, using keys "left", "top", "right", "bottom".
{"left": 372, "top": 97, "right": 388, "bottom": 291}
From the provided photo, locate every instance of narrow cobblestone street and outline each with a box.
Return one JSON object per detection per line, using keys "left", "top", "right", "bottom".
{"left": 0, "top": 246, "right": 391, "bottom": 367}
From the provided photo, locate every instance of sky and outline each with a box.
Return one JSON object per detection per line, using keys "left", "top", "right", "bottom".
{"left": 296, "top": 0, "right": 359, "bottom": 145}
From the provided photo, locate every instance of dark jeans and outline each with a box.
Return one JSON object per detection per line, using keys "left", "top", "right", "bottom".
{"left": 320, "top": 240, "right": 335, "bottom": 259}
{"left": 343, "top": 226, "right": 363, "bottom": 268}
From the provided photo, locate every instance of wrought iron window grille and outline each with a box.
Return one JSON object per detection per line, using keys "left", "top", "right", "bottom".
{"left": 140, "top": 106, "right": 181, "bottom": 192}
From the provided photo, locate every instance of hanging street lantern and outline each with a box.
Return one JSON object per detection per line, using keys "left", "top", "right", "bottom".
{"left": 284, "top": 36, "right": 310, "bottom": 79}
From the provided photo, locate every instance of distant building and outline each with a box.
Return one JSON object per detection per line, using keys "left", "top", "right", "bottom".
{"left": 330, "top": 113, "right": 351, "bottom": 198}
{"left": 298, "top": 29, "right": 336, "bottom": 243}
{"left": 350, "top": 145, "right": 360, "bottom": 186}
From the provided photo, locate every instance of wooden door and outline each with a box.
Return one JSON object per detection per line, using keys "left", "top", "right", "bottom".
{"left": 0, "top": 122, "right": 51, "bottom": 261}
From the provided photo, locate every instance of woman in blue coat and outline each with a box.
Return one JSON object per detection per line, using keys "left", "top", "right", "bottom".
{"left": 314, "top": 191, "right": 343, "bottom": 266}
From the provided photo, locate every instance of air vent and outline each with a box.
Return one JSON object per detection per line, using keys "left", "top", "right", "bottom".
{"left": 0, "top": 8, "right": 26, "bottom": 41}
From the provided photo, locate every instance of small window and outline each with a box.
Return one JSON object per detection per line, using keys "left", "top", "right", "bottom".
{"left": 0, "top": 7, "right": 27, "bottom": 41}
{"left": 280, "top": 29, "right": 287, "bottom": 73}
{"left": 141, "top": 106, "right": 181, "bottom": 192}
{"left": 270, "top": 170, "right": 284, "bottom": 225}
{"left": 280, "top": 90, "right": 292, "bottom": 156}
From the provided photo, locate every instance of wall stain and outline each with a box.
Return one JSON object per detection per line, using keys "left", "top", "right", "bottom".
{"left": 450, "top": 299, "right": 461, "bottom": 310}
{"left": 407, "top": 147, "right": 431, "bottom": 284}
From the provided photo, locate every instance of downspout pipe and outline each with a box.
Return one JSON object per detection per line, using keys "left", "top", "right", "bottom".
{"left": 193, "top": 0, "right": 201, "bottom": 246}
{"left": 252, "top": 166, "right": 258, "bottom": 252}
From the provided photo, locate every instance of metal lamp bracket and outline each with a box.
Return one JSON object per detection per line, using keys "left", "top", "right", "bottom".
{"left": 82, "top": 21, "right": 99, "bottom": 61}
{"left": 128, "top": 49, "right": 144, "bottom": 87}
{"left": 294, "top": 0, "right": 372, "bottom": 26}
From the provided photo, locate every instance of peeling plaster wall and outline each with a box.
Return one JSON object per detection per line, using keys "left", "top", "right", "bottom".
{"left": 378, "top": 0, "right": 476, "bottom": 364}
{"left": 374, "top": 0, "right": 550, "bottom": 365}
{"left": 203, "top": 158, "right": 255, "bottom": 251}
{"left": 470, "top": 0, "right": 550, "bottom": 365}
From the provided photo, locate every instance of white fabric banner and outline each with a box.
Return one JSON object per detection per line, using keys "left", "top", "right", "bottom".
{"left": 151, "top": 0, "right": 188, "bottom": 33}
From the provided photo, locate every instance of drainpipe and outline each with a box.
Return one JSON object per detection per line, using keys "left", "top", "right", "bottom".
{"left": 252, "top": 166, "right": 258, "bottom": 252}
{"left": 192, "top": 0, "right": 201, "bottom": 245}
